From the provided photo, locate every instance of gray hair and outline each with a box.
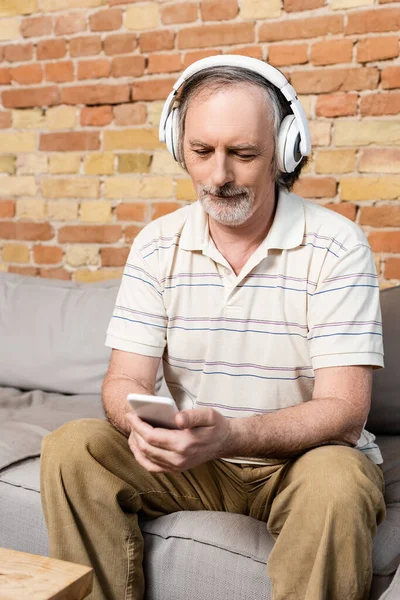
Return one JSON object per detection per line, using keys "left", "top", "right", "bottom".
{"left": 176, "top": 66, "right": 308, "bottom": 191}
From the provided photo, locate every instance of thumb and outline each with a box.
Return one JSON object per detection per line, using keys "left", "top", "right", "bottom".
{"left": 175, "top": 408, "right": 216, "bottom": 430}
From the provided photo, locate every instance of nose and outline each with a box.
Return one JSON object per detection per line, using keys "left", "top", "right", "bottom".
{"left": 210, "top": 151, "right": 234, "bottom": 189}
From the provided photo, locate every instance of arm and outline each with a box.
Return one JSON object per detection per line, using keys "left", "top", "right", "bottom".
{"left": 127, "top": 365, "right": 372, "bottom": 472}
{"left": 102, "top": 348, "right": 161, "bottom": 437}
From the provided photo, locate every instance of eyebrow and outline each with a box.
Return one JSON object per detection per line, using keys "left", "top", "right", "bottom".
{"left": 188, "top": 139, "right": 260, "bottom": 152}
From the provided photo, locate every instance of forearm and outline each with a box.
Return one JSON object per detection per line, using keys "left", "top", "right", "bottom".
{"left": 102, "top": 373, "right": 155, "bottom": 437}
{"left": 223, "top": 396, "right": 366, "bottom": 459}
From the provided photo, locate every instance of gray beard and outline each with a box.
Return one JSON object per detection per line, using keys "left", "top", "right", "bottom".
{"left": 198, "top": 185, "right": 256, "bottom": 227}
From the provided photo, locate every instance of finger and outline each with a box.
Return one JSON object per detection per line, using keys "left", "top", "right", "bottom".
{"left": 135, "top": 432, "right": 183, "bottom": 470}
{"left": 176, "top": 407, "right": 216, "bottom": 429}
{"left": 129, "top": 412, "right": 187, "bottom": 452}
{"left": 126, "top": 412, "right": 154, "bottom": 434}
{"left": 129, "top": 433, "right": 170, "bottom": 473}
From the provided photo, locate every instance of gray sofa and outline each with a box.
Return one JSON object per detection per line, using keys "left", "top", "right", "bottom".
{"left": 0, "top": 271, "right": 399, "bottom": 600}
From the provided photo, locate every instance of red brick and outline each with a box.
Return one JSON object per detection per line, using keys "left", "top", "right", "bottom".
{"left": 40, "top": 267, "right": 71, "bottom": 280}
{"left": 316, "top": 93, "right": 358, "bottom": 117}
{"left": 11, "top": 64, "right": 42, "bottom": 85}
{"left": 113, "top": 103, "right": 146, "bottom": 126}
{"left": 385, "top": 258, "right": 400, "bottom": 279}
{"left": 183, "top": 49, "right": 222, "bottom": 68}
{"left": 0, "top": 68, "right": 11, "bottom": 85}
{"left": 147, "top": 53, "right": 182, "bottom": 74}
{"left": 78, "top": 59, "right": 110, "bottom": 80}
{"left": 0, "top": 200, "right": 15, "bottom": 218}
{"left": 62, "top": 84, "right": 130, "bottom": 106}
{"left": 325, "top": 202, "right": 356, "bottom": 221}
{"left": 152, "top": 202, "right": 181, "bottom": 219}
{"left": 284, "top": 0, "right": 325, "bottom": 9}
{"left": 290, "top": 67, "right": 379, "bottom": 94}
{"left": 103, "top": 33, "right": 137, "bottom": 55}
{"left": 140, "top": 30, "right": 175, "bottom": 53}
{"left": 69, "top": 36, "right": 102, "bottom": 57}
{"left": 4, "top": 43, "right": 33, "bottom": 62}
{"left": 20, "top": 16, "right": 52, "bottom": 38}
{"left": 132, "top": 78, "right": 176, "bottom": 101}
{"left": 178, "top": 23, "right": 254, "bottom": 49}
{"left": 0, "top": 222, "right": 54, "bottom": 241}
{"left": 357, "top": 36, "right": 399, "bottom": 63}
{"left": 368, "top": 231, "right": 400, "bottom": 253}
{"left": 346, "top": 8, "right": 400, "bottom": 34}
{"left": 115, "top": 202, "right": 147, "bottom": 221}
{"left": 292, "top": 177, "right": 337, "bottom": 198}
{"left": 268, "top": 43, "right": 308, "bottom": 67}
{"left": 80, "top": 106, "right": 113, "bottom": 126}
{"left": 2, "top": 86, "right": 60, "bottom": 109}
{"left": 124, "top": 224, "right": 143, "bottom": 243}
{"left": 260, "top": 15, "right": 343, "bottom": 42}
{"left": 58, "top": 225, "right": 122, "bottom": 243}
{"left": 45, "top": 61, "right": 74, "bottom": 83}
{"left": 0, "top": 47, "right": 3, "bottom": 62}
{"left": 201, "top": 0, "right": 238, "bottom": 20}
{"left": 161, "top": 2, "right": 198, "bottom": 24}
{"left": 54, "top": 12, "right": 86, "bottom": 36}
{"left": 9, "top": 266, "right": 38, "bottom": 276}
{"left": 111, "top": 55, "right": 145, "bottom": 78}
{"left": 359, "top": 205, "right": 400, "bottom": 227}
{"left": 37, "top": 39, "right": 66, "bottom": 61}
{"left": 382, "top": 67, "right": 400, "bottom": 89}
{"left": 33, "top": 245, "right": 63, "bottom": 265}
{"left": 40, "top": 132, "right": 100, "bottom": 152}
{"left": 227, "top": 46, "right": 262, "bottom": 59}
{"left": 89, "top": 9, "right": 122, "bottom": 31}
{"left": 0, "top": 112, "right": 12, "bottom": 128}
{"left": 100, "top": 247, "right": 130, "bottom": 266}
{"left": 311, "top": 40, "right": 353, "bottom": 66}
{"left": 360, "top": 92, "right": 400, "bottom": 116}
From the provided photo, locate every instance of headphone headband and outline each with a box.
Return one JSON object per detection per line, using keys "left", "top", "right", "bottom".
{"left": 159, "top": 55, "right": 311, "bottom": 158}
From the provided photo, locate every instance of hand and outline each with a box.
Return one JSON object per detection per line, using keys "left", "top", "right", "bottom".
{"left": 126, "top": 408, "right": 231, "bottom": 473}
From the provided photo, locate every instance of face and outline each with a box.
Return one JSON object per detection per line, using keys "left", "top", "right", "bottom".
{"left": 183, "top": 84, "right": 276, "bottom": 228}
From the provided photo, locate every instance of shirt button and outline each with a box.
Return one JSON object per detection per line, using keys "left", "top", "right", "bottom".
{"left": 224, "top": 268, "right": 231, "bottom": 275}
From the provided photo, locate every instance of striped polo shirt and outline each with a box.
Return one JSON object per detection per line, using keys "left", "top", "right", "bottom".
{"left": 106, "top": 189, "right": 384, "bottom": 464}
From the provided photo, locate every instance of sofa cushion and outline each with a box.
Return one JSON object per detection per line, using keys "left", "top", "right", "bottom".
{"left": 368, "top": 285, "right": 400, "bottom": 435}
{"left": 0, "top": 273, "right": 119, "bottom": 395}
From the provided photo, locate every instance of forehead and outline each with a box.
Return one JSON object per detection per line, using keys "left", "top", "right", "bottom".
{"left": 184, "top": 83, "right": 274, "bottom": 145}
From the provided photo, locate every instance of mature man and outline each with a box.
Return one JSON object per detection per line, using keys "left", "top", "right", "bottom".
{"left": 41, "top": 56, "right": 386, "bottom": 600}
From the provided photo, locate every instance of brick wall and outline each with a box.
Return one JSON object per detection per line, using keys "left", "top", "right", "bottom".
{"left": 0, "top": 0, "right": 399, "bottom": 286}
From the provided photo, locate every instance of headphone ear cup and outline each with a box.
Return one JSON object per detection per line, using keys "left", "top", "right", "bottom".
{"left": 165, "top": 107, "right": 180, "bottom": 163}
{"left": 277, "top": 115, "right": 302, "bottom": 174}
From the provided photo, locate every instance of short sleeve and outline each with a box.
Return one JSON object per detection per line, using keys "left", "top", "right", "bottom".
{"left": 105, "top": 243, "right": 167, "bottom": 357}
{"left": 307, "top": 243, "right": 384, "bottom": 370}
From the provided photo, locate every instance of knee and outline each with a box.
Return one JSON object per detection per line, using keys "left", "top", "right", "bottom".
{"left": 288, "top": 446, "right": 384, "bottom": 512}
{"left": 41, "top": 418, "right": 115, "bottom": 470}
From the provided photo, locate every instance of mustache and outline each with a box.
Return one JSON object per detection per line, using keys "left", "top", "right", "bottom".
{"left": 199, "top": 184, "right": 251, "bottom": 198}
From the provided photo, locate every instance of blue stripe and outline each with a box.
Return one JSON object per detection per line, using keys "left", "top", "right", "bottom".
{"left": 300, "top": 243, "right": 339, "bottom": 258}
{"left": 167, "top": 325, "right": 308, "bottom": 337}
{"left": 143, "top": 243, "right": 180, "bottom": 259}
{"left": 112, "top": 315, "right": 165, "bottom": 329}
{"left": 165, "top": 283, "right": 306, "bottom": 292}
{"left": 313, "top": 284, "right": 379, "bottom": 296}
{"left": 122, "top": 273, "right": 162, "bottom": 296}
{"left": 164, "top": 361, "right": 314, "bottom": 381}
{"left": 309, "top": 331, "right": 382, "bottom": 340}
{"left": 164, "top": 283, "right": 224, "bottom": 290}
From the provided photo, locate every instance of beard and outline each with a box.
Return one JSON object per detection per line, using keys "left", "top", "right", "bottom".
{"left": 198, "top": 183, "right": 256, "bottom": 227}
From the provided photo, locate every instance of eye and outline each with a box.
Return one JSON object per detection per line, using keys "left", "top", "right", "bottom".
{"left": 194, "top": 149, "right": 212, "bottom": 157}
{"left": 235, "top": 153, "right": 256, "bottom": 160}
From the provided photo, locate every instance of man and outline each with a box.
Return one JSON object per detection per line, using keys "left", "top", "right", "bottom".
{"left": 40, "top": 56, "right": 386, "bottom": 600}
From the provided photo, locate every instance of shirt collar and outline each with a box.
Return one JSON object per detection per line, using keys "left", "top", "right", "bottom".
{"left": 179, "top": 188, "right": 305, "bottom": 253}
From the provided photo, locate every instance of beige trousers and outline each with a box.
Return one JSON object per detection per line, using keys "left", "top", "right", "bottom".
{"left": 40, "top": 418, "right": 386, "bottom": 600}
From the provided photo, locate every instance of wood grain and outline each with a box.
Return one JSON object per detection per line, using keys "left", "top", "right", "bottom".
{"left": 0, "top": 547, "right": 93, "bottom": 600}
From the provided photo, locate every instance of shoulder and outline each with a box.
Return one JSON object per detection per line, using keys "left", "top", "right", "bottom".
{"left": 133, "top": 204, "right": 192, "bottom": 257}
{"left": 298, "top": 195, "right": 370, "bottom": 255}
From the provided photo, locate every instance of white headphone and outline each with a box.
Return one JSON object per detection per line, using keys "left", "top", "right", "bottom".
{"left": 159, "top": 55, "right": 311, "bottom": 174}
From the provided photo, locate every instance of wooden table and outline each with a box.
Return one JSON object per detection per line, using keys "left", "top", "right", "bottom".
{"left": 0, "top": 547, "right": 93, "bottom": 600}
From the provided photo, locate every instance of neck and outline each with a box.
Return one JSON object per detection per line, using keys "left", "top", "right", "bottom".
{"left": 208, "top": 186, "right": 278, "bottom": 274}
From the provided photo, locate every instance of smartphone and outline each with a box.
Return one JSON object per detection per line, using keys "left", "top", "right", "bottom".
{"left": 127, "top": 393, "right": 179, "bottom": 429}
